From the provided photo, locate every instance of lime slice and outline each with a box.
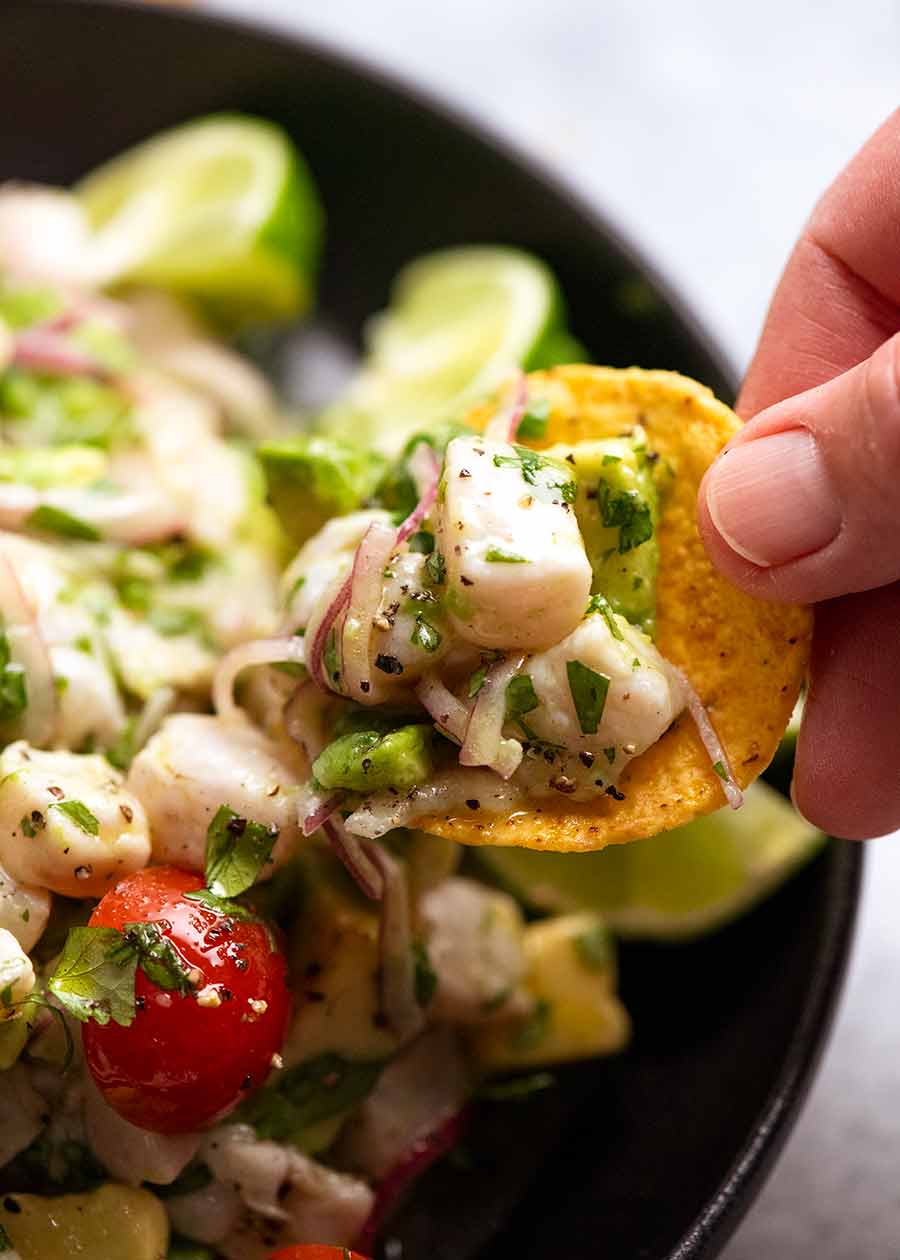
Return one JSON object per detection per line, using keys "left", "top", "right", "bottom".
{"left": 474, "top": 780, "right": 825, "bottom": 942}
{"left": 320, "top": 246, "right": 579, "bottom": 454}
{"left": 77, "top": 114, "right": 323, "bottom": 326}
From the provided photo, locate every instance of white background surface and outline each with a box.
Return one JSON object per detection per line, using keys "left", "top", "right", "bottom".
{"left": 215, "top": 2, "right": 900, "bottom": 1253}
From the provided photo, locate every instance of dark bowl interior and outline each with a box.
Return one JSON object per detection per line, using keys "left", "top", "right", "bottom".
{"left": 3, "top": 3, "right": 862, "bottom": 1258}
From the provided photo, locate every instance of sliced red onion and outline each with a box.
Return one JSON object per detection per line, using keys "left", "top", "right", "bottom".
{"left": 282, "top": 679, "right": 326, "bottom": 761}
{"left": 12, "top": 327, "right": 112, "bottom": 381}
{"left": 356, "top": 1107, "right": 470, "bottom": 1252}
{"left": 306, "top": 572, "right": 351, "bottom": 694}
{"left": 362, "top": 841, "right": 424, "bottom": 1043}
{"left": 483, "top": 370, "right": 527, "bottom": 443}
{"left": 416, "top": 673, "right": 471, "bottom": 743}
{"left": 212, "top": 636, "right": 306, "bottom": 724}
{"left": 0, "top": 551, "right": 56, "bottom": 746}
{"left": 300, "top": 787, "right": 344, "bottom": 838}
{"left": 342, "top": 520, "right": 397, "bottom": 702}
{"left": 322, "top": 814, "right": 384, "bottom": 901}
{"left": 460, "top": 654, "right": 525, "bottom": 779}
{"left": 669, "top": 663, "right": 744, "bottom": 810}
{"left": 395, "top": 446, "right": 440, "bottom": 547}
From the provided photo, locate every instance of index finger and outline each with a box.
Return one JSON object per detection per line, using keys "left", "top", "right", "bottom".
{"left": 738, "top": 108, "right": 900, "bottom": 418}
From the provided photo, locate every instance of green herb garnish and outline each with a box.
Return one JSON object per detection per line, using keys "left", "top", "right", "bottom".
{"left": 485, "top": 546, "right": 528, "bottom": 563}
{"left": 566, "top": 660, "right": 610, "bottom": 734}
{"left": 575, "top": 922, "right": 613, "bottom": 970}
{"left": 50, "top": 799, "right": 100, "bottom": 836}
{"left": 410, "top": 613, "right": 442, "bottom": 654}
{"left": 515, "top": 398, "right": 550, "bottom": 440}
{"left": 597, "top": 481, "right": 653, "bottom": 553}
{"left": 412, "top": 939, "right": 438, "bottom": 1007}
{"left": 26, "top": 503, "right": 101, "bottom": 541}
{"left": 425, "top": 549, "right": 446, "bottom": 585}
{"left": 585, "top": 592, "right": 624, "bottom": 641}
{"left": 0, "top": 629, "right": 27, "bottom": 723}
{"left": 505, "top": 674, "right": 540, "bottom": 723}
{"left": 235, "top": 1052, "right": 385, "bottom": 1145}
{"left": 48, "top": 926, "right": 138, "bottom": 1027}
{"left": 204, "top": 804, "right": 279, "bottom": 899}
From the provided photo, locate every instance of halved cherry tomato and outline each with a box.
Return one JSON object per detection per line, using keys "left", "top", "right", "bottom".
{"left": 268, "top": 1249, "right": 370, "bottom": 1260}
{"left": 83, "top": 865, "right": 290, "bottom": 1134}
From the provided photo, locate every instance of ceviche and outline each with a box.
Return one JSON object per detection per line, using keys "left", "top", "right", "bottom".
{"left": 0, "top": 117, "right": 820, "bottom": 1260}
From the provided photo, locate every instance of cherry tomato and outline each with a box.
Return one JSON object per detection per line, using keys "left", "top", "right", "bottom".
{"left": 83, "top": 865, "right": 290, "bottom": 1134}
{"left": 268, "top": 1249, "right": 370, "bottom": 1260}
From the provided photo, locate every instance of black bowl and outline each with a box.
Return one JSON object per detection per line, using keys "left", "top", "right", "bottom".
{"left": 3, "top": 3, "right": 862, "bottom": 1257}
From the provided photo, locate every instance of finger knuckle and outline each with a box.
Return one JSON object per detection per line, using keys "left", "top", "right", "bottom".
{"left": 859, "top": 333, "right": 900, "bottom": 469}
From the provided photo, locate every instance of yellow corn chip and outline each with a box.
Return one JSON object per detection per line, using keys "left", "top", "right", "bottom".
{"left": 417, "top": 365, "right": 811, "bottom": 851}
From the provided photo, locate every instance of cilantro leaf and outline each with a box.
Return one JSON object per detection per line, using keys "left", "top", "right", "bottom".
{"left": 184, "top": 888, "right": 255, "bottom": 920}
{"left": 598, "top": 482, "right": 654, "bottom": 553}
{"left": 479, "top": 1070, "right": 556, "bottom": 1101}
{"left": 0, "top": 1222, "right": 12, "bottom": 1250}
{"left": 585, "top": 592, "right": 624, "bottom": 641}
{"left": 122, "top": 922, "right": 196, "bottom": 995}
{"left": 485, "top": 546, "right": 528, "bottom": 563}
{"left": 50, "top": 799, "right": 100, "bottom": 836}
{"left": 410, "top": 613, "right": 442, "bottom": 654}
{"left": 235, "top": 1052, "right": 385, "bottom": 1145}
{"left": 566, "top": 660, "right": 610, "bottom": 734}
{"left": 27, "top": 504, "right": 101, "bottom": 541}
{"left": 48, "top": 926, "right": 137, "bottom": 1027}
{"left": 505, "top": 674, "right": 540, "bottom": 723}
{"left": 407, "top": 529, "right": 435, "bottom": 555}
{"left": 515, "top": 398, "right": 550, "bottom": 440}
{"left": 712, "top": 760, "right": 729, "bottom": 781}
{"left": 493, "top": 446, "right": 575, "bottom": 505}
{"left": 425, "top": 549, "right": 446, "bottom": 585}
{"left": 468, "top": 663, "right": 488, "bottom": 698}
{"left": 0, "top": 628, "right": 27, "bottom": 723}
{"left": 204, "top": 805, "right": 279, "bottom": 899}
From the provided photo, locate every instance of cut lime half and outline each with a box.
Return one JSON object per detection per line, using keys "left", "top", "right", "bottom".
{"left": 320, "top": 246, "right": 582, "bottom": 454}
{"left": 475, "top": 780, "right": 826, "bottom": 942}
{"left": 77, "top": 114, "right": 323, "bottom": 326}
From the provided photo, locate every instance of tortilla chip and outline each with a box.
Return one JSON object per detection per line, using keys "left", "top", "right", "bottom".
{"left": 417, "top": 365, "right": 812, "bottom": 852}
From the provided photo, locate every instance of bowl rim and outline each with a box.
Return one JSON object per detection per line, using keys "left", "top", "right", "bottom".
{"left": 9, "top": 3, "right": 865, "bottom": 1255}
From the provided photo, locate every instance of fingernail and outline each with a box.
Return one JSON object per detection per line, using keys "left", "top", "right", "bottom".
{"left": 706, "top": 429, "right": 841, "bottom": 567}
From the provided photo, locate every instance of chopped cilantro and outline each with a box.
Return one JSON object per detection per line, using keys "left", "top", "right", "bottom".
{"left": 585, "top": 592, "right": 624, "bottom": 640}
{"left": 485, "top": 546, "right": 528, "bottom": 563}
{"left": 597, "top": 481, "right": 654, "bottom": 553}
{"left": 566, "top": 660, "right": 610, "bottom": 735}
{"left": 235, "top": 1052, "right": 385, "bottom": 1145}
{"left": 50, "top": 799, "right": 100, "bottom": 836}
{"left": 407, "top": 530, "right": 435, "bottom": 555}
{"left": 479, "top": 1071, "right": 556, "bottom": 1101}
{"left": 147, "top": 606, "right": 208, "bottom": 639}
{"left": 48, "top": 926, "right": 138, "bottom": 1027}
{"left": 410, "top": 613, "right": 442, "bottom": 654}
{"left": 468, "top": 663, "right": 488, "bottom": 698}
{"left": 183, "top": 887, "right": 255, "bottom": 920}
{"left": 515, "top": 398, "right": 550, "bottom": 440}
{"left": 712, "top": 760, "right": 729, "bottom": 781}
{"left": 493, "top": 446, "right": 576, "bottom": 505}
{"left": 602, "top": 453, "right": 622, "bottom": 465}
{"left": 204, "top": 804, "right": 279, "bottom": 899}
{"left": 505, "top": 674, "right": 540, "bottom": 724}
{"left": 425, "top": 548, "right": 446, "bottom": 585}
{"left": 603, "top": 746, "right": 616, "bottom": 764}
{"left": 323, "top": 630, "right": 340, "bottom": 683}
{"left": 121, "top": 922, "right": 196, "bottom": 995}
{"left": 26, "top": 504, "right": 101, "bottom": 541}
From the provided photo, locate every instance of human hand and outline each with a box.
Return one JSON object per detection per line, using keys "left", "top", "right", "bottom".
{"left": 698, "top": 110, "right": 900, "bottom": 840}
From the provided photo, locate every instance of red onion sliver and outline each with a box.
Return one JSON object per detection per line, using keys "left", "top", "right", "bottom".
{"left": 323, "top": 815, "right": 384, "bottom": 901}
{"left": 395, "top": 447, "right": 440, "bottom": 547}
{"left": 212, "top": 636, "right": 306, "bottom": 724}
{"left": 283, "top": 679, "right": 326, "bottom": 761}
{"left": 306, "top": 571, "right": 351, "bottom": 693}
{"left": 12, "top": 327, "right": 112, "bottom": 381}
{"left": 0, "top": 551, "right": 56, "bottom": 746}
{"left": 342, "top": 520, "right": 397, "bottom": 702}
{"left": 356, "top": 1107, "right": 470, "bottom": 1252}
{"left": 301, "top": 790, "right": 345, "bottom": 838}
{"left": 460, "top": 654, "right": 525, "bottom": 779}
{"left": 483, "top": 370, "right": 527, "bottom": 443}
{"left": 415, "top": 673, "right": 471, "bottom": 743}
{"left": 669, "top": 664, "right": 743, "bottom": 810}
{"left": 363, "top": 841, "right": 424, "bottom": 1042}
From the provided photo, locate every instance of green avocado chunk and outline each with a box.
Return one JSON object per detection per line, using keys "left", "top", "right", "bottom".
{"left": 258, "top": 433, "right": 385, "bottom": 544}
{"left": 550, "top": 432, "right": 661, "bottom": 635}
{"left": 312, "top": 723, "right": 433, "bottom": 794}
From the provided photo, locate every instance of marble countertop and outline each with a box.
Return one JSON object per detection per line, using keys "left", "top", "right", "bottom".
{"left": 210, "top": 2, "right": 900, "bottom": 1252}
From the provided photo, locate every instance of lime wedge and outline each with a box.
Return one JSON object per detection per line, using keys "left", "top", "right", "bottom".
{"left": 474, "top": 780, "right": 825, "bottom": 942}
{"left": 76, "top": 114, "right": 323, "bottom": 326}
{"left": 320, "top": 246, "right": 582, "bottom": 454}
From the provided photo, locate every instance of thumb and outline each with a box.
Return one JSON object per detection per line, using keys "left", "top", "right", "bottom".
{"left": 698, "top": 331, "right": 900, "bottom": 603}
